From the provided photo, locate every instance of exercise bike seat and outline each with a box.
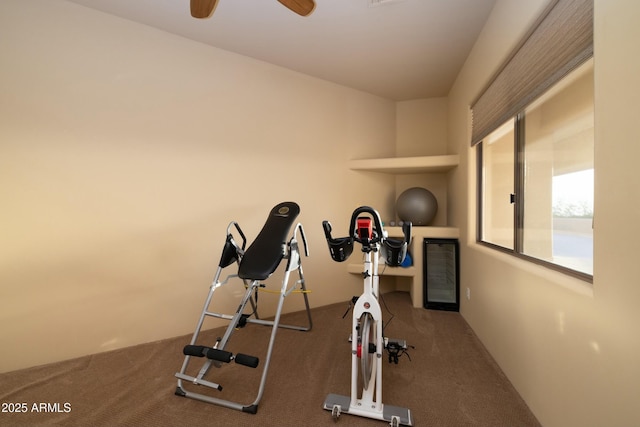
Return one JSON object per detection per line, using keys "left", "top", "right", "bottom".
{"left": 238, "top": 202, "right": 300, "bottom": 281}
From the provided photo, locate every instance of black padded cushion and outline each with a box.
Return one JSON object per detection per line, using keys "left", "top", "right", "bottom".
{"left": 238, "top": 202, "right": 300, "bottom": 281}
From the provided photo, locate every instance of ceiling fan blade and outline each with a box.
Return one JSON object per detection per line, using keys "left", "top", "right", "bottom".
{"left": 277, "top": 0, "right": 316, "bottom": 17}
{"left": 190, "top": 0, "right": 219, "bottom": 19}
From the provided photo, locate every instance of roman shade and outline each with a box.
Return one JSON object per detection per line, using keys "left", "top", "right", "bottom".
{"left": 470, "top": 0, "right": 593, "bottom": 146}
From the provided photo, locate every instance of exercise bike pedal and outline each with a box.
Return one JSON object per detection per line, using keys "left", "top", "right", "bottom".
{"left": 385, "top": 338, "right": 411, "bottom": 364}
{"left": 384, "top": 338, "right": 408, "bottom": 350}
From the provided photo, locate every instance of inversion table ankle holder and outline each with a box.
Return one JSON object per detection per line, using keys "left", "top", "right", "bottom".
{"left": 322, "top": 206, "right": 413, "bottom": 427}
{"left": 175, "top": 201, "right": 312, "bottom": 414}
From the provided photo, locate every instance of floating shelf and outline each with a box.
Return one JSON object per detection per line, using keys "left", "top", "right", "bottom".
{"left": 349, "top": 154, "right": 459, "bottom": 174}
{"left": 384, "top": 226, "right": 459, "bottom": 239}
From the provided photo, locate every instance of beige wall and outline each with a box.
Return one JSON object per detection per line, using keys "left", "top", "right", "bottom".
{"left": 449, "top": 1, "right": 640, "bottom": 426}
{"left": 0, "top": 0, "right": 397, "bottom": 373}
{"left": 394, "top": 98, "right": 450, "bottom": 226}
{"left": 4, "top": 1, "right": 639, "bottom": 425}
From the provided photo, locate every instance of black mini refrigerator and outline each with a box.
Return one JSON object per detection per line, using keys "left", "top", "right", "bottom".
{"left": 423, "top": 238, "right": 460, "bottom": 311}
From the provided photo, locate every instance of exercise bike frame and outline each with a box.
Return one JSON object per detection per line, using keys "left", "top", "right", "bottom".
{"left": 323, "top": 206, "right": 413, "bottom": 426}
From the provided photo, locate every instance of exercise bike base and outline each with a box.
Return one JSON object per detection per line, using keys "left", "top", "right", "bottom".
{"left": 323, "top": 393, "right": 413, "bottom": 426}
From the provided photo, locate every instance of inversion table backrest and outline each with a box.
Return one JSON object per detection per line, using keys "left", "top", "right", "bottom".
{"left": 238, "top": 201, "right": 300, "bottom": 281}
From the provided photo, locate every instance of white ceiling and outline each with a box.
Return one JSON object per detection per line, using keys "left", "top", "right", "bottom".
{"left": 65, "top": 0, "right": 497, "bottom": 101}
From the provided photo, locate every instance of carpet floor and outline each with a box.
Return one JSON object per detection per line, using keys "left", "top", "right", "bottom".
{"left": 0, "top": 292, "right": 541, "bottom": 427}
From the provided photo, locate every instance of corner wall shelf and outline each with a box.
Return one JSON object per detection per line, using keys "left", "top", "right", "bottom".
{"left": 349, "top": 154, "right": 459, "bottom": 174}
{"left": 346, "top": 154, "right": 461, "bottom": 307}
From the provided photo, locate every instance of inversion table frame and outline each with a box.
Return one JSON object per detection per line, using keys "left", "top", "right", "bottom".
{"left": 175, "top": 201, "right": 312, "bottom": 414}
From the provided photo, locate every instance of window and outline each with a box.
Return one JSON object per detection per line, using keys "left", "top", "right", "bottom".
{"left": 479, "top": 119, "right": 515, "bottom": 250}
{"left": 478, "top": 59, "right": 594, "bottom": 280}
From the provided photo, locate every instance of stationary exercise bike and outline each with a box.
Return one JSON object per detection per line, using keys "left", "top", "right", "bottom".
{"left": 322, "top": 206, "right": 413, "bottom": 427}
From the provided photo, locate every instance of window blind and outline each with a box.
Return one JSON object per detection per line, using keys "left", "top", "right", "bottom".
{"left": 470, "top": 0, "right": 593, "bottom": 146}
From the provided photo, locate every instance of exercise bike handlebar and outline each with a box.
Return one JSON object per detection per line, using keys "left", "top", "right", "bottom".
{"left": 322, "top": 206, "right": 386, "bottom": 244}
{"left": 322, "top": 206, "right": 412, "bottom": 263}
{"left": 348, "top": 206, "right": 386, "bottom": 244}
{"left": 323, "top": 206, "right": 412, "bottom": 245}
{"left": 400, "top": 220, "right": 412, "bottom": 247}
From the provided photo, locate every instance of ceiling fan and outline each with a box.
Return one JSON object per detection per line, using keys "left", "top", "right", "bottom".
{"left": 190, "top": 0, "right": 316, "bottom": 19}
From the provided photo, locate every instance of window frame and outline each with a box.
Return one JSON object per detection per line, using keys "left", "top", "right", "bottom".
{"left": 476, "top": 94, "right": 594, "bottom": 284}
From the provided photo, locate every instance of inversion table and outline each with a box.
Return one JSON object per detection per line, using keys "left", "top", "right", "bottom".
{"left": 175, "top": 201, "right": 312, "bottom": 414}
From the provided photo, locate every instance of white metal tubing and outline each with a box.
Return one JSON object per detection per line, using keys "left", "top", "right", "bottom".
{"left": 350, "top": 247, "right": 384, "bottom": 412}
